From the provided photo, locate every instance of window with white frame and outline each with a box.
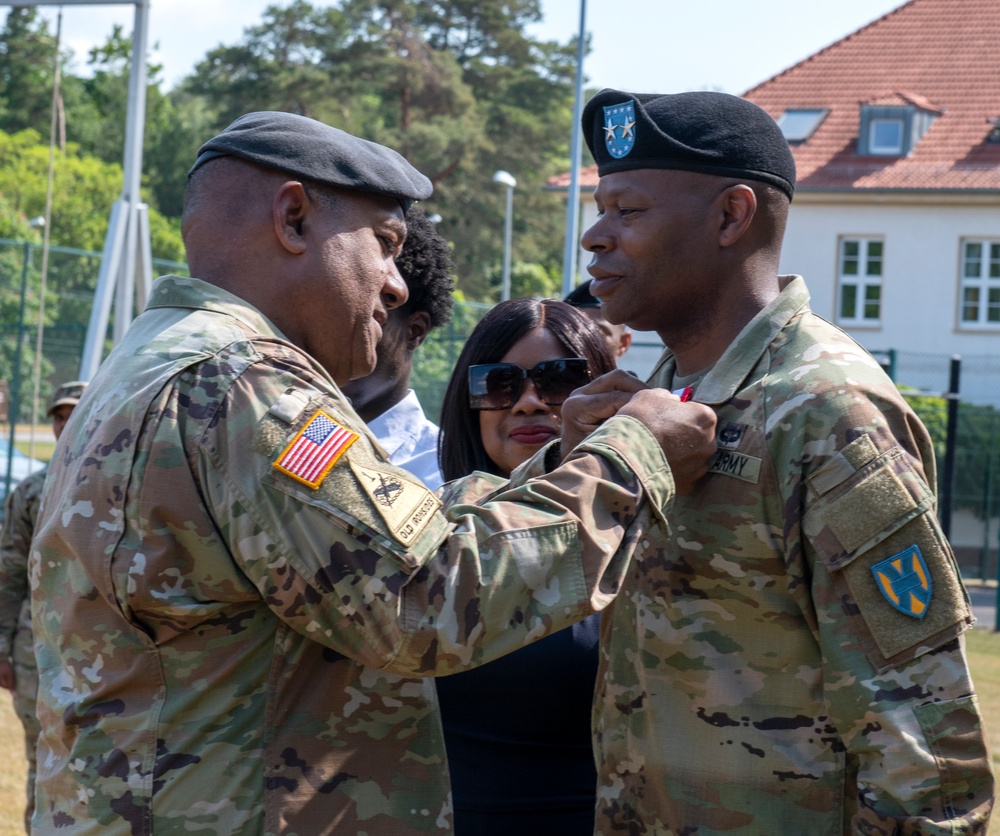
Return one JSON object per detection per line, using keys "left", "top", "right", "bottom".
{"left": 837, "top": 238, "right": 883, "bottom": 325}
{"left": 959, "top": 239, "right": 1000, "bottom": 327}
{"left": 868, "top": 119, "right": 904, "bottom": 155}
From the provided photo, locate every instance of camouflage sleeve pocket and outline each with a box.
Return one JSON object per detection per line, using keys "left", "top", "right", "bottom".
{"left": 805, "top": 433, "right": 971, "bottom": 672}
{"left": 912, "top": 693, "right": 992, "bottom": 816}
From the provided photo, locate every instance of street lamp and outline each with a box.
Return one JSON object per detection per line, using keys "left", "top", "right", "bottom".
{"left": 492, "top": 170, "right": 516, "bottom": 301}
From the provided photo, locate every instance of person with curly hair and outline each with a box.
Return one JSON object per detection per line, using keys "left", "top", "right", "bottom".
{"left": 342, "top": 207, "right": 455, "bottom": 489}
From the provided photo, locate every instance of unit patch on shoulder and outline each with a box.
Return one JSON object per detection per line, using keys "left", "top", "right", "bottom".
{"left": 273, "top": 410, "right": 359, "bottom": 489}
{"left": 348, "top": 459, "right": 442, "bottom": 546}
{"left": 871, "top": 544, "right": 932, "bottom": 618}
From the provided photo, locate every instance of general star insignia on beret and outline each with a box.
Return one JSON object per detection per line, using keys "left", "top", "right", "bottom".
{"left": 273, "top": 410, "right": 358, "bottom": 489}
{"left": 603, "top": 101, "right": 636, "bottom": 159}
{"left": 871, "top": 545, "right": 933, "bottom": 618}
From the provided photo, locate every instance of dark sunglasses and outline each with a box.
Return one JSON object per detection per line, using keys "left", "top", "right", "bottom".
{"left": 468, "top": 358, "right": 592, "bottom": 411}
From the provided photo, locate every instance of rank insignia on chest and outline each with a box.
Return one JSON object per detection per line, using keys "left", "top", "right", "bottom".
{"left": 717, "top": 422, "right": 747, "bottom": 450}
{"left": 273, "top": 410, "right": 359, "bottom": 489}
{"left": 871, "top": 545, "right": 932, "bottom": 618}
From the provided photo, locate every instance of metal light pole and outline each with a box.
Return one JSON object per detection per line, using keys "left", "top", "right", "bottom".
{"left": 81, "top": 0, "right": 152, "bottom": 378}
{"left": 492, "top": 170, "right": 517, "bottom": 301}
{"left": 562, "top": 0, "right": 588, "bottom": 297}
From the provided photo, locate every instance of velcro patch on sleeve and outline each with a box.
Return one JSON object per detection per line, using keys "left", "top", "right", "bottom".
{"left": 273, "top": 410, "right": 359, "bottom": 489}
{"left": 807, "top": 434, "right": 970, "bottom": 669}
{"left": 841, "top": 513, "right": 970, "bottom": 666}
{"left": 348, "top": 459, "right": 442, "bottom": 546}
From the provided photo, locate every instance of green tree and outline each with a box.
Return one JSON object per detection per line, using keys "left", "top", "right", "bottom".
{"left": 0, "top": 127, "right": 185, "bottom": 374}
{"left": 184, "top": 1, "right": 350, "bottom": 123}
{"left": 73, "top": 25, "right": 202, "bottom": 219}
{"left": 180, "top": 0, "right": 579, "bottom": 300}
{"left": 411, "top": 296, "right": 489, "bottom": 422}
{"left": 0, "top": 9, "right": 205, "bottom": 219}
{"left": 482, "top": 260, "right": 561, "bottom": 301}
{"left": 0, "top": 201, "right": 51, "bottom": 419}
{"left": 0, "top": 7, "right": 58, "bottom": 134}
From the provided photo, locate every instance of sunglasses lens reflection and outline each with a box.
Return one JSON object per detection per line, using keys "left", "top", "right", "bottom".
{"left": 469, "top": 359, "right": 591, "bottom": 410}
{"left": 533, "top": 359, "right": 590, "bottom": 404}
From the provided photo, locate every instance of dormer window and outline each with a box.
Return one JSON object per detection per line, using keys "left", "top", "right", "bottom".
{"left": 987, "top": 117, "right": 1000, "bottom": 144}
{"left": 869, "top": 119, "right": 904, "bottom": 154}
{"left": 778, "top": 109, "right": 828, "bottom": 143}
{"left": 857, "top": 95, "right": 941, "bottom": 156}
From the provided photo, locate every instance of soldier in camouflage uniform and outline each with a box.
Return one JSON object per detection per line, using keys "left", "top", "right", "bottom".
{"left": 0, "top": 380, "right": 85, "bottom": 831}
{"left": 29, "top": 112, "right": 717, "bottom": 834}
{"left": 577, "top": 89, "right": 994, "bottom": 833}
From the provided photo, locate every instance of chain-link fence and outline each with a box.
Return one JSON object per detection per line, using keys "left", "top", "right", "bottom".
{"left": 0, "top": 239, "right": 495, "bottom": 503}
{"left": 4, "top": 239, "right": 1000, "bottom": 580}
{"left": 0, "top": 238, "right": 188, "bottom": 427}
{"left": 874, "top": 348, "right": 1000, "bottom": 581}
{"left": 1, "top": 239, "right": 189, "bottom": 503}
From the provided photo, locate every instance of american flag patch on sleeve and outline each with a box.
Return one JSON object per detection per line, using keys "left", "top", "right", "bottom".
{"left": 273, "top": 410, "right": 359, "bottom": 489}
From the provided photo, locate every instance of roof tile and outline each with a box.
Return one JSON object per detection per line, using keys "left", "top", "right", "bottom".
{"left": 745, "top": 0, "right": 1000, "bottom": 191}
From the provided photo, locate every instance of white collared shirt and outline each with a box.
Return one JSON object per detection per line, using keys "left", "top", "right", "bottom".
{"left": 367, "top": 389, "right": 443, "bottom": 490}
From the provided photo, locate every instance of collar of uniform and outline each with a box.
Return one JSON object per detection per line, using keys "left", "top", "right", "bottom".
{"left": 144, "top": 275, "right": 289, "bottom": 342}
{"left": 655, "top": 275, "right": 808, "bottom": 406}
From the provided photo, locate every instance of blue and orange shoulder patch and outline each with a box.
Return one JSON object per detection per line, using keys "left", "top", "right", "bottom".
{"left": 871, "top": 545, "right": 933, "bottom": 618}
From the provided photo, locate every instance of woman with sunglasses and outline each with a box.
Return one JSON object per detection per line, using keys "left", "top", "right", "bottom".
{"left": 436, "top": 297, "right": 617, "bottom": 834}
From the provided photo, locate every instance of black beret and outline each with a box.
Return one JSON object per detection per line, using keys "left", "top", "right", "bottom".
{"left": 583, "top": 90, "right": 795, "bottom": 199}
{"left": 189, "top": 111, "right": 432, "bottom": 210}
{"left": 563, "top": 280, "right": 601, "bottom": 308}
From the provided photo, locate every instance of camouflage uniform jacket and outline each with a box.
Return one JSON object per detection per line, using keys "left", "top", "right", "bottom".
{"left": 30, "top": 276, "right": 674, "bottom": 835}
{"left": 0, "top": 467, "right": 45, "bottom": 667}
{"left": 594, "top": 275, "right": 994, "bottom": 835}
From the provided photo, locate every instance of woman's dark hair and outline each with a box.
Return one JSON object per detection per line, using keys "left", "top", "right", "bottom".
{"left": 438, "top": 298, "right": 617, "bottom": 481}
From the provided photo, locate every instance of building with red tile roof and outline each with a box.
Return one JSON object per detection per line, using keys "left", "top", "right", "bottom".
{"left": 550, "top": 0, "right": 1000, "bottom": 394}
{"left": 747, "top": 0, "right": 1000, "bottom": 193}
{"left": 747, "top": 0, "right": 1000, "bottom": 394}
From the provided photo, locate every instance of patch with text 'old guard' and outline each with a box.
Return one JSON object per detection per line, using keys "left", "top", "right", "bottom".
{"left": 708, "top": 449, "right": 760, "bottom": 483}
{"left": 871, "top": 545, "right": 932, "bottom": 618}
{"left": 273, "top": 410, "right": 358, "bottom": 489}
{"left": 348, "top": 459, "right": 441, "bottom": 546}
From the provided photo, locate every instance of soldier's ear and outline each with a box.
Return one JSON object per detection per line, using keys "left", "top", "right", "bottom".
{"left": 274, "top": 181, "right": 310, "bottom": 255}
{"left": 717, "top": 184, "right": 757, "bottom": 248}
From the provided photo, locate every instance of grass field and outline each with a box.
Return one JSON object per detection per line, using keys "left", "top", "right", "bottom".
{"left": 0, "top": 633, "right": 996, "bottom": 833}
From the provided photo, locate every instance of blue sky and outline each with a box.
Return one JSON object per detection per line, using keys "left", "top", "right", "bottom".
{"left": 39, "top": 0, "right": 904, "bottom": 95}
